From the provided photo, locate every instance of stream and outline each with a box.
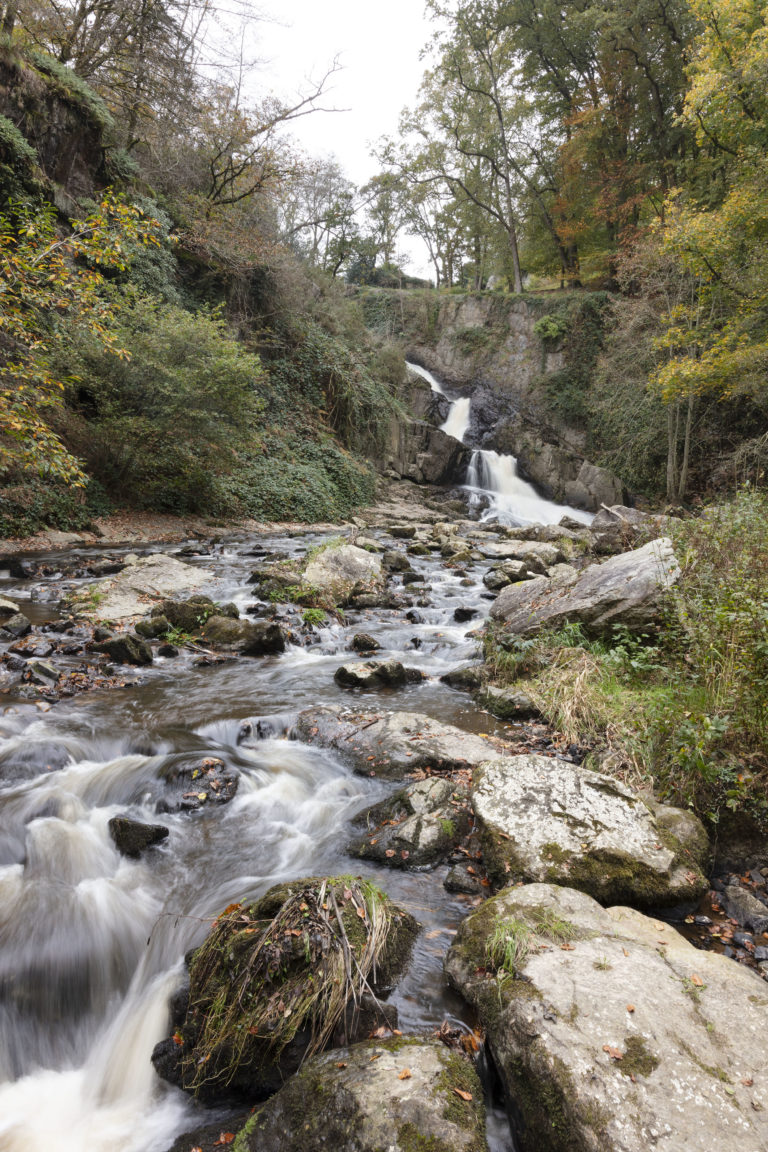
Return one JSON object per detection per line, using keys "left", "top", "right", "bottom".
{"left": 0, "top": 374, "right": 594, "bottom": 1152}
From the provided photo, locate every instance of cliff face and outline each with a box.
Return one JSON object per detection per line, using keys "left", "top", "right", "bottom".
{"left": 361, "top": 288, "right": 623, "bottom": 512}
{"left": 0, "top": 47, "right": 109, "bottom": 203}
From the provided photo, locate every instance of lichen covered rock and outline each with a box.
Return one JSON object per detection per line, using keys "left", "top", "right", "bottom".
{"left": 348, "top": 777, "right": 471, "bottom": 868}
{"left": 446, "top": 883, "right": 768, "bottom": 1152}
{"left": 232, "top": 1038, "right": 488, "bottom": 1152}
{"left": 471, "top": 756, "right": 708, "bottom": 906}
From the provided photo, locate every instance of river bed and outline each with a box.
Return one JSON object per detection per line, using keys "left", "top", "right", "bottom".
{"left": 0, "top": 527, "right": 526, "bottom": 1152}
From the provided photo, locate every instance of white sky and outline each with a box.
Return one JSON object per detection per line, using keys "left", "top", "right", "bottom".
{"left": 249, "top": 0, "right": 438, "bottom": 275}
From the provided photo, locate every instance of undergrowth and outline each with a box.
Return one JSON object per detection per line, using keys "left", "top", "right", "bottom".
{"left": 484, "top": 492, "right": 768, "bottom": 831}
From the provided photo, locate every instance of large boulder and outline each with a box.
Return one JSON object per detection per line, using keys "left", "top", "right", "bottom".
{"left": 477, "top": 540, "right": 564, "bottom": 571}
{"left": 152, "top": 877, "right": 418, "bottom": 1100}
{"left": 490, "top": 538, "right": 679, "bottom": 637}
{"left": 232, "top": 1038, "right": 488, "bottom": 1152}
{"left": 348, "top": 776, "right": 471, "bottom": 868}
{"left": 0, "top": 595, "right": 20, "bottom": 621}
{"left": 446, "top": 883, "right": 768, "bottom": 1152}
{"left": 471, "top": 756, "right": 708, "bottom": 905}
{"left": 303, "top": 544, "right": 383, "bottom": 603}
{"left": 70, "top": 554, "right": 215, "bottom": 623}
{"left": 92, "top": 632, "right": 153, "bottom": 665}
{"left": 294, "top": 705, "right": 510, "bottom": 781}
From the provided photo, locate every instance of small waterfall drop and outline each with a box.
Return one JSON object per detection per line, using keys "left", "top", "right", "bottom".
{"left": 407, "top": 361, "right": 592, "bottom": 526}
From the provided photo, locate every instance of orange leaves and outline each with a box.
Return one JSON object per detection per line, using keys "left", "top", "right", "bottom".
{"left": 398, "top": 1068, "right": 412, "bottom": 1080}
{"left": 453, "top": 1088, "right": 473, "bottom": 1102}
{"left": 213, "top": 1134, "right": 235, "bottom": 1146}
{"left": 603, "top": 1045, "right": 623, "bottom": 1061}
{"left": 691, "top": 974, "right": 705, "bottom": 987}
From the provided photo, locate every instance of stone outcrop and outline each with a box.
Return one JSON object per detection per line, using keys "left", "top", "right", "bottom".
{"left": 490, "top": 538, "right": 680, "bottom": 636}
{"left": 446, "top": 883, "right": 768, "bottom": 1152}
{"left": 231, "top": 1039, "right": 488, "bottom": 1152}
{"left": 70, "top": 554, "right": 215, "bottom": 622}
{"left": 294, "top": 705, "right": 509, "bottom": 780}
{"left": 382, "top": 419, "right": 471, "bottom": 486}
{"left": 471, "top": 756, "right": 708, "bottom": 905}
{"left": 334, "top": 660, "right": 426, "bottom": 689}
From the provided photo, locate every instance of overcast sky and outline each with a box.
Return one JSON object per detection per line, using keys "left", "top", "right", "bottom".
{"left": 247, "top": 0, "right": 438, "bottom": 275}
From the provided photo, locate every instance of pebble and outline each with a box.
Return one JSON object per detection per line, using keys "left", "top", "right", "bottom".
{"left": 733, "top": 932, "right": 754, "bottom": 948}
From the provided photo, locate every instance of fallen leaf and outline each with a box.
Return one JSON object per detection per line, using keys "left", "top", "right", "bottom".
{"left": 401, "top": 850, "right": 409, "bottom": 859}
{"left": 560, "top": 943, "right": 575, "bottom": 951}
{"left": 222, "top": 903, "right": 241, "bottom": 916}
{"left": 398, "top": 1068, "right": 412, "bottom": 1080}
{"left": 370, "top": 1052, "right": 381, "bottom": 1061}
{"left": 691, "top": 974, "right": 704, "bottom": 987}
{"left": 336, "top": 1061, "right": 348, "bottom": 1069}
{"left": 626, "top": 1005, "right": 635, "bottom": 1013}
{"left": 453, "top": 1088, "right": 473, "bottom": 1101}
{"left": 357, "top": 906, "right": 367, "bottom": 920}
{"left": 602, "top": 1045, "right": 623, "bottom": 1061}
{"left": 385, "top": 849, "right": 396, "bottom": 858}
{"left": 171, "top": 1031, "right": 184, "bottom": 1046}
{"left": 343, "top": 888, "right": 352, "bottom": 901}
{"left": 213, "top": 1134, "right": 235, "bottom": 1146}
{"left": 742, "top": 1078, "right": 754, "bottom": 1087}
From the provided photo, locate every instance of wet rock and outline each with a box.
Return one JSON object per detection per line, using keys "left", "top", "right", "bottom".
{"left": 25, "top": 659, "right": 59, "bottom": 685}
{"left": 8, "top": 636, "right": 55, "bottom": 658}
{"left": 303, "top": 544, "right": 383, "bottom": 603}
{"left": 446, "top": 882, "right": 768, "bottom": 1152}
{"left": 476, "top": 686, "right": 540, "bottom": 721}
{"left": 490, "top": 538, "right": 680, "bottom": 637}
{"left": 7, "top": 559, "right": 35, "bottom": 580}
{"left": 69, "top": 553, "right": 215, "bottom": 623}
{"left": 216, "top": 602, "right": 240, "bottom": 619}
{"left": 381, "top": 549, "right": 411, "bottom": 572}
{"left": 86, "top": 558, "right": 126, "bottom": 578}
{"left": 405, "top": 609, "right": 424, "bottom": 624}
{"left": 93, "top": 633, "right": 153, "bottom": 666}
{"left": 153, "top": 877, "right": 418, "bottom": 1101}
{"left": 232, "top": 1039, "right": 487, "bottom": 1152}
{"left": 406, "top": 542, "right": 431, "bottom": 556}
{"left": 158, "top": 643, "right": 179, "bottom": 658}
{"left": 482, "top": 560, "right": 530, "bottom": 591}
{"left": 200, "top": 616, "right": 287, "bottom": 656}
{"left": 153, "top": 595, "right": 217, "bottom": 632}
{"left": 402, "top": 571, "right": 425, "bottom": 586}
{"left": 93, "top": 625, "right": 113, "bottom": 641}
{"left": 156, "top": 754, "right": 239, "bottom": 814}
{"left": 388, "top": 525, "right": 417, "bottom": 539}
{"left": 350, "top": 633, "right": 381, "bottom": 653}
{"left": 722, "top": 886, "right": 768, "bottom": 935}
{"left": 134, "top": 616, "right": 170, "bottom": 639}
{"left": 444, "top": 864, "right": 485, "bottom": 895}
{"left": 453, "top": 606, "right": 477, "bottom": 622}
{"left": 334, "top": 660, "right": 426, "bottom": 690}
{"left": 349, "top": 777, "right": 471, "bottom": 868}
{"left": 353, "top": 536, "right": 381, "bottom": 552}
{"left": 0, "top": 595, "right": 20, "bottom": 620}
{"left": 108, "top": 815, "right": 169, "bottom": 857}
{"left": 471, "top": 756, "right": 708, "bottom": 906}
{"left": 1, "top": 612, "right": 32, "bottom": 639}
{"left": 165, "top": 1112, "right": 253, "bottom": 1152}
{"left": 0, "top": 740, "right": 72, "bottom": 782}
{"left": 478, "top": 540, "right": 564, "bottom": 572}
{"left": 440, "top": 664, "right": 486, "bottom": 691}
{"left": 295, "top": 705, "right": 509, "bottom": 781}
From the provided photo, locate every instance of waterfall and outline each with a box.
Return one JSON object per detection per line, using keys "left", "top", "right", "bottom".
{"left": 407, "top": 361, "right": 592, "bottom": 527}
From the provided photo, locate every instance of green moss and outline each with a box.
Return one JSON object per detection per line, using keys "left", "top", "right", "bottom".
{"left": 439, "top": 818, "right": 456, "bottom": 838}
{"left": 619, "top": 1036, "right": 659, "bottom": 1078}
{"left": 397, "top": 1123, "right": 454, "bottom": 1152}
{"left": 26, "top": 50, "right": 115, "bottom": 132}
{"left": 435, "top": 1050, "right": 486, "bottom": 1151}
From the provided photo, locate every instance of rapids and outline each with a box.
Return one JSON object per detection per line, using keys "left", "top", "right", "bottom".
{"left": 0, "top": 528, "right": 531, "bottom": 1151}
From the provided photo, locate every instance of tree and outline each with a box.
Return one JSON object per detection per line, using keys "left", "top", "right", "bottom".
{"left": 0, "top": 194, "right": 162, "bottom": 482}
{"left": 653, "top": 0, "right": 768, "bottom": 411}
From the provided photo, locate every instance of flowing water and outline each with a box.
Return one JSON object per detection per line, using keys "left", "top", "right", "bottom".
{"left": 407, "top": 361, "right": 592, "bottom": 527}
{"left": 0, "top": 530, "right": 532, "bottom": 1152}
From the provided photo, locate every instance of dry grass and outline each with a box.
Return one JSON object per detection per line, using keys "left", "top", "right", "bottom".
{"left": 183, "top": 877, "right": 409, "bottom": 1093}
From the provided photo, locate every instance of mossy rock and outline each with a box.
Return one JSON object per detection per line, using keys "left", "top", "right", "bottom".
{"left": 232, "top": 1038, "right": 488, "bottom": 1152}
{"left": 152, "top": 876, "right": 418, "bottom": 1101}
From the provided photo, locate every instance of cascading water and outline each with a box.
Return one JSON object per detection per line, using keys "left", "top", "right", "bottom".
{"left": 0, "top": 532, "right": 517, "bottom": 1152}
{"left": 407, "top": 361, "right": 592, "bottom": 527}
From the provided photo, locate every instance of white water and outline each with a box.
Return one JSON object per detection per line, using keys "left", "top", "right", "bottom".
{"left": 407, "top": 361, "right": 592, "bottom": 527}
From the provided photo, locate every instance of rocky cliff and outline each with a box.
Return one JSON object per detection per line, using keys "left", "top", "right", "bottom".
{"left": 361, "top": 288, "right": 624, "bottom": 511}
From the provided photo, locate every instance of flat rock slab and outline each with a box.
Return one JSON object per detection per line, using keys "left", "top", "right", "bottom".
{"left": 490, "top": 537, "right": 679, "bottom": 636}
{"left": 71, "top": 554, "right": 215, "bottom": 623}
{"left": 472, "top": 756, "right": 708, "bottom": 905}
{"left": 446, "top": 883, "right": 768, "bottom": 1152}
{"left": 233, "top": 1038, "right": 488, "bottom": 1152}
{"left": 477, "top": 540, "right": 564, "bottom": 571}
{"left": 294, "top": 705, "right": 509, "bottom": 780}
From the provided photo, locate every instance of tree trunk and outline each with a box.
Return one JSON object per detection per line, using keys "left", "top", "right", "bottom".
{"left": 666, "top": 403, "right": 679, "bottom": 502}
{"left": 1, "top": 0, "right": 18, "bottom": 35}
{"left": 677, "top": 395, "right": 694, "bottom": 501}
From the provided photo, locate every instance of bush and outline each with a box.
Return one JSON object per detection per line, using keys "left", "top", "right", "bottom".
{"left": 0, "top": 478, "right": 111, "bottom": 537}
{"left": 60, "top": 294, "right": 266, "bottom": 513}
